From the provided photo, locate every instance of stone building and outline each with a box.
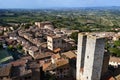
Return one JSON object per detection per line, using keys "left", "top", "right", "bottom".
{"left": 35, "top": 21, "right": 53, "bottom": 29}
{"left": 47, "top": 35, "right": 75, "bottom": 52}
{"left": 47, "top": 35, "right": 62, "bottom": 52}
{"left": 0, "top": 64, "right": 12, "bottom": 80}
{"left": 44, "top": 24, "right": 54, "bottom": 30}
{"left": 76, "top": 33, "right": 87, "bottom": 80}
{"left": 76, "top": 33, "right": 110, "bottom": 80}
{"left": 0, "top": 58, "right": 44, "bottom": 80}
{"left": 43, "top": 58, "right": 71, "bottom": 79}
{"left": 27, "top": 61, "right": 44, "bottom": 80}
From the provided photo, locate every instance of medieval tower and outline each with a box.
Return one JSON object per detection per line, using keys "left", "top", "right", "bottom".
{"left": 76, "top": 33, "right": 109, "bottom": 80}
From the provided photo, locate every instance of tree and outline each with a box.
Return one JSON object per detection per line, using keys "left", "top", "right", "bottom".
{"left": 17, "top": 44, "right": 22, "bottom": 50}
{"left": 70, "top": 32, "right": 79, "bottom": 43}
{"left": 114, "top": 40, "right": 120, "bottom": 46}
{"left": 8, "top": 45, "right": 14, "bottom": 50}
{"left": 23, "top": 24, "right": 32, "bottom": 29}
{"left": 109, "top": 48, "right": 120, "bottom": 57}
{"left": 108, "top": 40, "right": 120, "bottom": 57}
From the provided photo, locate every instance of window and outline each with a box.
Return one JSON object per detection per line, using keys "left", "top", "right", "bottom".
{"left": 60, "top": 69, "right": 63, "bottom": 73}
{"left": 58, "top": 40, "right": 59, "bottom": 43}
{"left": 57, "top": 76, "right": 59, "bottom": 78}
{"left": 87, "top": 76, "right": 88, "bottom": 79}
{"left": 87, "top": 56, "right": 89, "bottom": 59}
{"left": 53, "top": 41, "right": 55, "bottom": 44}
{"left": 48, "top": 40, "right": 52, "bottom": 43}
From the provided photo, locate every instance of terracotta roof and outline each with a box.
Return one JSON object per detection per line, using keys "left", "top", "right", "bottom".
{"left": 52, "top": 53, "right": 61, "bottom": 59}
{"left": 0, "top": 64, "right": 12, "bottom": 77}
{"left": 56, "top": 59, "right": 69, "bottom": 68}
{"left": 29, "top": 46, "right": 38, "bottom": 52}
{"left": 11, "top": 60, "right": 27, "bottom": 67}
{"left": 109, "top": 56, "right": 120, "bottom": 63}
{"left": 34, "top": 52, "right": 54, "bottom": 60}
{"left": 44, "top": 59, "right": 69, "bottom": 71}
{"left": 43, "top": 62, "right": 51, "bottom": 71}
{"left": 62, "top": 51, "right": 76, "bottom": 59}
{"left": 53, "top": 48, "right": 61, "bottom": 53}
{"left": 21, "top": 55, "right": 32, "bottom": 60}
{"left": 28, "top": 62, "right": 41, "bottom": 69}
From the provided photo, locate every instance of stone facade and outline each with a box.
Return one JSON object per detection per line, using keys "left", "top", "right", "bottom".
{"left": 35, "top": 21, "right": 52, "bottom": 29}
{"left": 83, "top": 35, "right": 105, "bottom": 80}
{"left": 76, "top": 33, "right": 87, "bottom": 80}
{"left": 47, "top": 35, "right": 74, "bottom": 52}
{"left": 76, "top": 33, "right": 108, "bottom": 80}
{"left": 47, "top": 35, "right": 62, "bottom": 51}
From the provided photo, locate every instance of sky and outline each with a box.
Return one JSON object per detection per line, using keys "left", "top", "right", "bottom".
{"left": 0, "top": 0, "right": 120, "bottom": 9}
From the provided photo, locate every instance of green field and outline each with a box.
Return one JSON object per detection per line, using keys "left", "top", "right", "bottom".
{"left": 0, "top": 8, "right": 120, "bottom": 32}
{"left": 0, "top": 49, "right": 13, "bottom": 64}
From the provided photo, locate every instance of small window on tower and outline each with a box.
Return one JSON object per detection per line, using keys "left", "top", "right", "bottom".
{"left": 87, "top": 56, "right": 89, "bottom": 59}
{"left": 87, "top": 76, "right": 88, "bottom": 79}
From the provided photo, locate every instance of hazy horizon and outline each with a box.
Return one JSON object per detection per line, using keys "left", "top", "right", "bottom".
{"left": 0, "top": 0, "right": 120, "bottom": 9}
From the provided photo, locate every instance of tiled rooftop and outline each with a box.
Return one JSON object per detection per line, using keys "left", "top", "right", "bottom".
{"left": 0, "top": 64, "right": 12, "bottom": 77}
{"left": 62, "top": 51, "right": 76, "bottom": 59}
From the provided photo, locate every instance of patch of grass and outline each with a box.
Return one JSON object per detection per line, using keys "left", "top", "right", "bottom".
{"left": 0, "top": 49, "right": 13, "bottom": 64}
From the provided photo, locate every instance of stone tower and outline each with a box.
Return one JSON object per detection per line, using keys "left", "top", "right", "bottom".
{"left": 76, "top": 33, "right": 87, "bottom": 80}
{"left": 76, "top": 33, "right": 108, "bottom": 80}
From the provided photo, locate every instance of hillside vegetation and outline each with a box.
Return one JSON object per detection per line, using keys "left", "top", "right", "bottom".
{"left": 0, "top": 7, "right": 120, "bottom": 31}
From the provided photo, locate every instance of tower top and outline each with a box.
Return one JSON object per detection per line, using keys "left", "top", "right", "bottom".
{"left": 78, "top": 33, "right": 106, "bottom": 39}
